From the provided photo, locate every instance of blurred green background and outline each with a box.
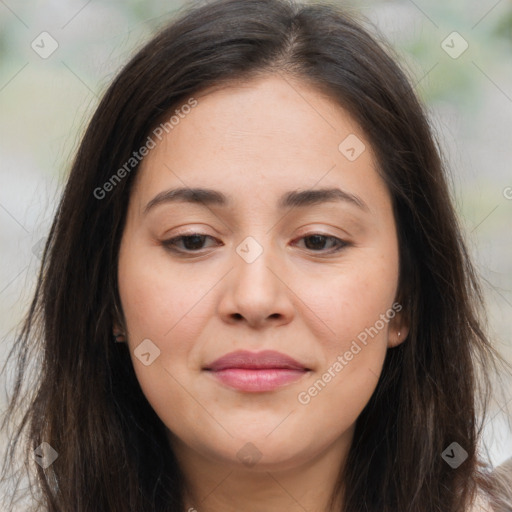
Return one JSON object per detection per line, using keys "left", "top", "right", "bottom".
{"left": 0, "top": 0, "right": 511, "bottom": 477}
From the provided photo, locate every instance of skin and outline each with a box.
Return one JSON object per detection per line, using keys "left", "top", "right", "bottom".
{"left": 116, "top": 73, "right": 409, "bottom": 512}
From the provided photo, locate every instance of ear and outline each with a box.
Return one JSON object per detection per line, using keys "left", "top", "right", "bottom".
{"left": 387, "top": 307, "right": 409, "bottom": 348}
{"left": 112, "top": 320, "right": 125, "bottom": 335}
{"left": 112, "top": 319, "right": 127, "bottom": 343}
{"left": 111, "top": 301, "right": 126, "bottom": 336}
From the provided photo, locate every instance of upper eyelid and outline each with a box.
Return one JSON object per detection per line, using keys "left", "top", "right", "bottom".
{"left": 163, "top": 232, "right": 348, "bottom": 251}
{"left": 165, "top": 231, "right": 346, "bottom": 242}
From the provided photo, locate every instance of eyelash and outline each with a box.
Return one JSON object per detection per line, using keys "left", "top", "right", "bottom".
{"left": 161, "top": 233, "right": 349, "bottom": 256}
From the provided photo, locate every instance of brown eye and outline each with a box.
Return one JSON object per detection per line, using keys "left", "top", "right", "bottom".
{"left": 294, "top": 234, "right": 349, "bottom": 253}
{"left": 162, "top": 234, "right": 220, "bottom": 253}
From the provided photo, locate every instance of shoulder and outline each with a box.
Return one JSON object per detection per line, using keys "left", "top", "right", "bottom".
{"left": 468, "top": 493, "right": 494, "bottom": 512}
{"left": 468, "top": 456, "right": 512, "bottom": 511}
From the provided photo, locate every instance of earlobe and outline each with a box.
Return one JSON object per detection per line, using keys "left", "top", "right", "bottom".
{"left": 113, "top": 332, "right": 126, "bottom": 343}
{"left": 112, "top": 304, "right": 127, "bottom": 343}
{"left": 112, "top": 312, "right": 126, "bottom": 343}
{"left": 112, "top": 319, "right": 127, "bottom": 342}
{"left": 389, "top": 325, "right": 409, "bottom": 348}
{"left": 388, "top": 308, "right": 409, "bottom": 348}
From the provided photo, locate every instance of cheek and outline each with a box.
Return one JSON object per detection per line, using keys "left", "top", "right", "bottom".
{"left": 293, "top": 249, "right": 398, "bottom": 416}
{"left": 302, "top": 251, "right": 399, "bottom": 347}
{"left": 294, "top": 281, "right": 393, "bottom": 436}
{"left": 117, "top": 242, "right": 210, "bottom": 433}
{"left": 118, "top": 240, "right": 209, "bottom": 341}
{"left": 117, "top": 236, "right": 224, "bottom": 382}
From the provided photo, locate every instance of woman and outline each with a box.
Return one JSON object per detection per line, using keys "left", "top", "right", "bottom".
{"left": 1, "top": 0, "right": 511, "bottom": 510}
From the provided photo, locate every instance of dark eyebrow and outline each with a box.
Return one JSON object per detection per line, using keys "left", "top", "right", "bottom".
{"left": 143, "top": 186, "right": 369, "bottom": 215}
{"left": 279, "top": 188, "right": 368, "bottom": 211}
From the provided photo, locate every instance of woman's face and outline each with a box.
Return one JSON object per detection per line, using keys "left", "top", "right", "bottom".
{"left": 117, "top": 74, "right": 407, "bottom": 472}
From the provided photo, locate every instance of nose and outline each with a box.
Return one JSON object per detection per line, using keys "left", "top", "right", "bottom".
{"left": 217, "top": 239, "right": 295, "bottom": 329}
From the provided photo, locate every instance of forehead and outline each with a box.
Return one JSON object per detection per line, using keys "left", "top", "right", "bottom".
{"left": 130, "top": 74, "right": 389, "bottom": 215}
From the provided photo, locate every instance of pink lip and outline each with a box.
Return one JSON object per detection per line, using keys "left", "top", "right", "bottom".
{"left": 204, "top": 350, "right": 310, "bottom": 392}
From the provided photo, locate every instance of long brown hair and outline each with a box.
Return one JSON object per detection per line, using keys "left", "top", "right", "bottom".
{"left": 1, "top": 0, "right": 511, "bottom": 510}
